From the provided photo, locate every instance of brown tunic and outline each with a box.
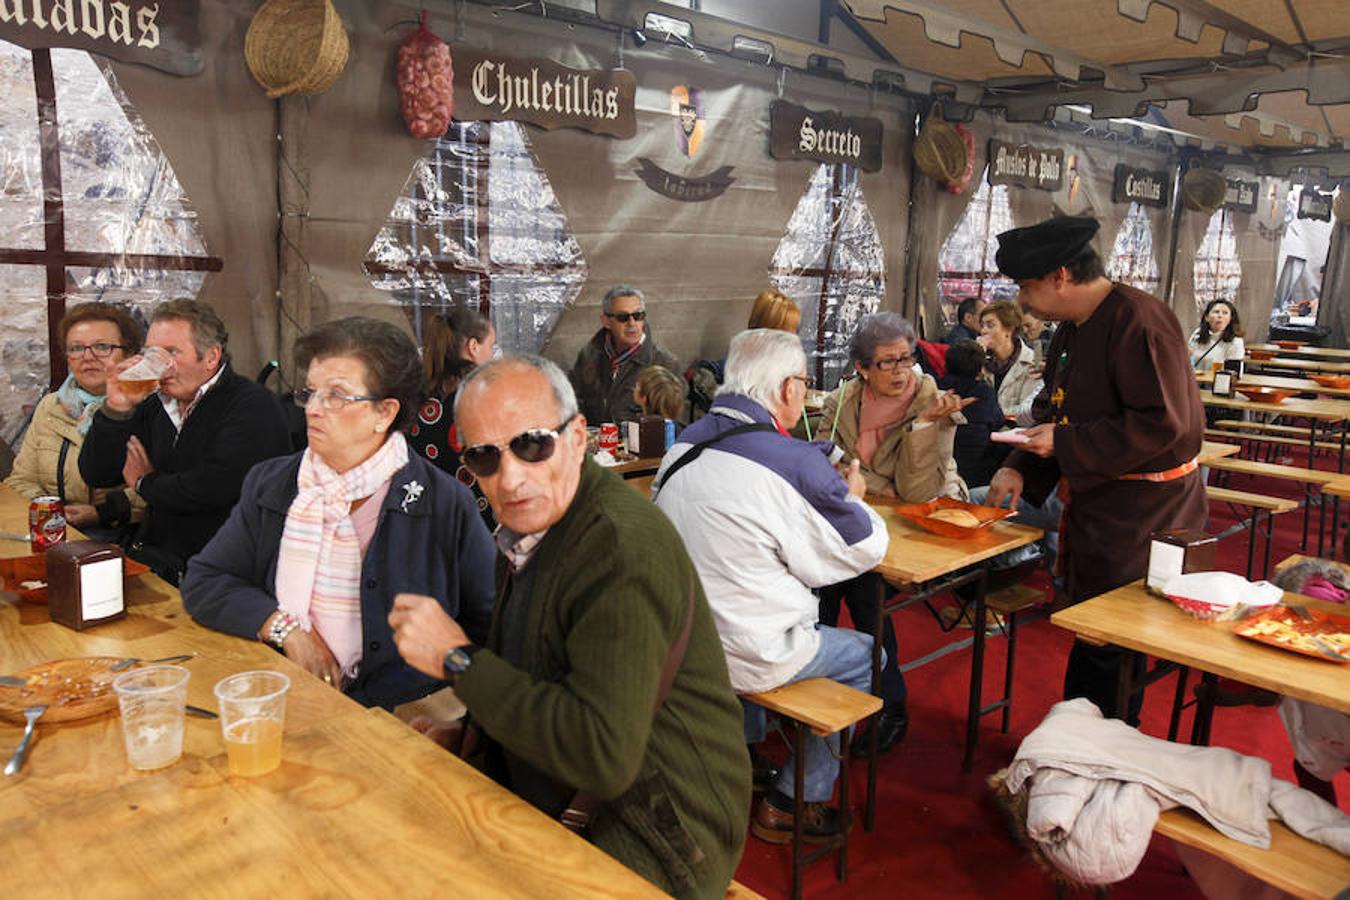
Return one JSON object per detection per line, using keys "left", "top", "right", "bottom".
{"left": 1007, "top": 283, "right": 1207, "bottom": 604}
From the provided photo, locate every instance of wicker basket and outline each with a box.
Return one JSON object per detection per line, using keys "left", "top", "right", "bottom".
{"left": 1181, "top": 167, "right": 1227, "bottom": 212}
{"left": 245, "top": 0, "right": 350, "bottom": 99}
{"left": 914, "top": 107, "right": 969, "bottom": 187}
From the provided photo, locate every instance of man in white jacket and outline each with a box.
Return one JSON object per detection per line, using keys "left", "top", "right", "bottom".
{"left": 654, "top": 328, "right": 889, "bottom": 845}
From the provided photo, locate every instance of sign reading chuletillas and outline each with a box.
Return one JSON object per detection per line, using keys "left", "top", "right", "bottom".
{"left": 453, "top": 49, "right": 636, "bottom": 139}
{"left": 1112, "top": 164, "right": 1170, "bottom": 208}
{"left": 1297, "top": 188, "right": 1332, "bottom": 222}
{"left": 1224, "top": 179, "right": 1258, "bottom": 213}
{"left": 988, "top": 140, "right": 1063, "bottom": 191}
{"left": 0, "top": 0, "right": 201, "bottom": 76}
{"left": 769, "top": 100, "right": 883, "bottom": 173}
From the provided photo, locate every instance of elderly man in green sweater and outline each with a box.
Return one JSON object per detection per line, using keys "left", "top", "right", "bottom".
{"left": 389, "top": 355, "right": 750, "bottom": 897}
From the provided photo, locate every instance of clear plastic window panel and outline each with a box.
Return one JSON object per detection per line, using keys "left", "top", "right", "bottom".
{"left": 0, "top": 266, "right": 47, "bottom": 447}
{"left": 1193, "top": 208, "right": 1242, "bottom": 312}
{"left": 937, "top": 171, "right": 1018, "bottom": 320}
{"left": 365, "top": 121, "right": 587, "bottom": 353}
{"left": 770, "top": 164, "right": 885, "bottom": 391}
{"left": 0, "top": 44, "right": 43, "bottom": 250}
{"left": 1271, "top": 185, "right": 1338, "bottom": 326}
{"left": 1106, "top": 202, "right": 1161, "bottom": 291}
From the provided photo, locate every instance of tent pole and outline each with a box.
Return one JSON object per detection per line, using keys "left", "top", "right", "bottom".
{"left": 1161, "top": 160, "right": 1186, "bottom": 309}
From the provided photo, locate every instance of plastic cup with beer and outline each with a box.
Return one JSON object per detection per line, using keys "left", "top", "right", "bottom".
{"left": 213, "top": 670, "right": 290, "bottom": 777}
{"left": 113, "top": 664, "right": 191, "bottom": 771}
{"left": 117, "top": 346, "right": 174, "bottom": 402}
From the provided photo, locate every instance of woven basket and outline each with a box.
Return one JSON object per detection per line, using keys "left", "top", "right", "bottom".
{"left": 1182, "top": 167, "right": 1227, "bottom": 212}
{"left": 245, "top": 0, "right": 350, "bottom": 99}
{"left": 914, "top": 108, "right": 968, "bottom": 187}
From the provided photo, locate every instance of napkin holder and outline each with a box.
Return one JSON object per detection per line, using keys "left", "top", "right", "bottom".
{"left": 46, "top": 541, "right": 126, "bottom": 630}
{"left": 623, "top": 415, "right": 667, "bottom": 458}
{"left": 1146, "top": 529, "right": 1216, "bottom": 594}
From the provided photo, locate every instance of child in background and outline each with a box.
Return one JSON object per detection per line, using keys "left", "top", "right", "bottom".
{"left": 634, "top": 365, "right": 688, "bottom": 425}
{"left": 937, "top": 340, "right": 1006, "bottom": 489}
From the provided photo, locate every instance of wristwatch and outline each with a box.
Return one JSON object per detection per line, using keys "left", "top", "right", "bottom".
{"left": 442, "top": 644, "right": 480, "bottom": 681}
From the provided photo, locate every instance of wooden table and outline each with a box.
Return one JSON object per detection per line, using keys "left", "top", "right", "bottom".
{"left": 0, "top": 488, "right": 661, "bottom": 898}
{"left": 1197, "top": 370, "right": 1350, "bottom": 399}
{"left": 1246, "top": 355, "right": 1350, "bottom": 375}
{"left": 609, "top": 456, "right": 663, "bottom": 478}
{"left": 1198, "top": 440, "right": 1240, "bottom": 464}
{"left": 1250, "top": 343, "right": 1350, "bottom": 361}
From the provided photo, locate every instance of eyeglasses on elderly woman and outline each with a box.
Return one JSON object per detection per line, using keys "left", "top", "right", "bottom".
{"left": 460, "top": 415, "right": 578, "bottom": 477}
{"left": 862, "top": 354, "right": 915, "bottom": 372}
{"left": 292, "top": 388, "right": 382, "bottom": 411}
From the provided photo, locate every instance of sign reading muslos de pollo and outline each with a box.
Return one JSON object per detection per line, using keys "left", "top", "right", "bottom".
{"left": 1112, "top": 164, "right": 1170, "bottom": 208}
{"left": 769, "top": 101, "right": 883, "bottom": 172}
{"left": 987, "top": 140, "right": 1063, "bottom": 191}
{"left": 453, "top": 49, "right": 636, "bottom": 139}
{"left": 0, "top": 0, "right": 201, "bottom": 76}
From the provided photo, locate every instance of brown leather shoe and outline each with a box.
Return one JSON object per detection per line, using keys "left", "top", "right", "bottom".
{"left": 750, "top": 796, "right": 848, "bottom": 845}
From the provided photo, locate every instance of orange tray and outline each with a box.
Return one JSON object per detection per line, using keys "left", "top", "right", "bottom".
{"left": 0, "top": 553, "right": 149, "bottom": 605}
{"left": 1236, "top": 387, "right": 1295, "bottom": 404}
{"left": 895, "top": 497, "right": 1016, "bottom": 539}
{"left": 1309, "top": 374, "right": 1350, "bottom": 390}
{"left": 0, "top": 657, "right": 141, "bottom": 723}
{"left": 1232, "top": 606, "right": 1350, "bottom": 664}
{"left": 1248, "top": 349, "right": 1276, "bottom": 361}
{"left": 1272, "top": 340, "right": 1303, "bottom": 350}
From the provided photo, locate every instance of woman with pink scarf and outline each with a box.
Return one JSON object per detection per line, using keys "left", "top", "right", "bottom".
{"left": 183, "top": 318, "right": 494, "bottom": 708}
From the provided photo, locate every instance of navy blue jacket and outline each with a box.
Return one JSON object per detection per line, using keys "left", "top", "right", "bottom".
{"left": 937, "top": 374, "right": 1008, "bottom": 489}
{"left": 180, "top": 450, "right": 496, "bottom": 709}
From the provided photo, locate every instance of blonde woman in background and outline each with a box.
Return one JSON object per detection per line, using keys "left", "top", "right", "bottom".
{"left": 634, "top": 365, "right": 688, "bottom": 424}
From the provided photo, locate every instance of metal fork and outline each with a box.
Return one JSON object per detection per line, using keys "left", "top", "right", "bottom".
{"left": 4, "top": 705, "right": 46, "bottom": 776}
{"left": 110, "top": 654, "right": 195, "bottom": 672}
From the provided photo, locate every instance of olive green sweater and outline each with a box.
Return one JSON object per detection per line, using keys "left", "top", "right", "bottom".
{"left": 455, "top": 459, "right": 751, "bottom": 897}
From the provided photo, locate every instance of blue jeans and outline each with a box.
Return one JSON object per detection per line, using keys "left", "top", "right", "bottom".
{"left": 969, "top": 483, "right": 1062, "bottom": 572}
{"left": 742, "top": 625, "right": 877, "bottom": 803}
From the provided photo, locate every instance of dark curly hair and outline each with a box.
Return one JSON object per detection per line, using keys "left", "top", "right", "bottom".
{"left": 295, "top": 317, "right": 423, "bottom": 431}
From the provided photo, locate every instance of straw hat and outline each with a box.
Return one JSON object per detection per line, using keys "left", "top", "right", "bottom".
{"left": 915, "top": 106, "right": 969, "bottom": 188}
{"left": 1181, "top": 167, "right": 1226, "bottom": 212}
{"left": 245, "top": 0, "right": 350, "bottom": 99}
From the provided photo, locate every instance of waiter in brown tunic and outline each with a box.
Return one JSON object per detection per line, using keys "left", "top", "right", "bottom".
{"left": 987, "top": 216, "right": 1206, "bottom": 719}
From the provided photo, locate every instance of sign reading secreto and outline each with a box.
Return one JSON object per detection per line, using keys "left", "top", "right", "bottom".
{"left": 453, "top": 49, "right": 636, "bottom": 139}
{"left": 1297, "top": 188, "right": 1332, "bottom": 222}
{"left": 988, "top": 140, "right": 1063, "bottom": 191}
{"left": 769, "top": 101, "right": 882, "bottom": 173}
{"left": 1112, "top": 164, "right": 1170, "bottom": 208}
{"left": 1224, "top": 179, "right": 1258, "bottom": 213}
{"left": 0, "top": 0, "right": 202, "bottom": 76}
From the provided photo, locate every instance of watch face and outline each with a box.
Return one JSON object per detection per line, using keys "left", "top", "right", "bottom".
{"left": 444, "top": 647, "right": 472, "bottom": 674}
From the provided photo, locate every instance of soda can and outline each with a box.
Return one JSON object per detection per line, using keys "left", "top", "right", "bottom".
{"left": 29, "top": 496, "right": 67, "bottom": 552}
{"left": 599, "top": 422, "right": 620, "bottom": 453}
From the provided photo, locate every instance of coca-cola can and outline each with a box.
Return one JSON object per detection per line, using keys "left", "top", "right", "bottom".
{"left": 598, "top": 422, "right": 620, "bottom": 453}
{"left": 29, "top": 495, "right": 67, "bottom": 552}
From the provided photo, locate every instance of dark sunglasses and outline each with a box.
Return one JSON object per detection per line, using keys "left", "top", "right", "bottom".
{"left": 606, "top": 310, "right": 646, "bottom": 323}
{"left": 461, "top": 415, "right": 577, "bottom": 477}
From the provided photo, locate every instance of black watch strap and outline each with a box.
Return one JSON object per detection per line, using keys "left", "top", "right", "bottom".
{"left": 442, "top": 643, "right": 481, "bottom": 681}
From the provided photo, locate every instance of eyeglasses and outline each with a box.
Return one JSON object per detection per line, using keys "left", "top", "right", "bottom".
{"left": 866, "top": 355, "right": 916, "bottom": 372}
{"left": 606, "top": 310, "right": 646, "bottom": 323}
{"left": 292, "top": 388, "right": 382, "bottom": 411}
{"left": 461, "top": 415, "right": 577, "bottom": 478}
{"left": 788, "top": 374, "right": 814, "bottom": 388}
{"left": 66, "top": 342, "right": 125, "bottom": 359}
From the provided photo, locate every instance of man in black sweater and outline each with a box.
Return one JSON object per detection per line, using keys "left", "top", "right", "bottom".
{"left": 80, "top": 299, "right": 291, "bottom": 584}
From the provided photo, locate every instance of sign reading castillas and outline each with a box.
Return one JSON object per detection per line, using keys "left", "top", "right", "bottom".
{"left": 1224, "top": 179, "right": 1258, "bottom": 213}
{"left": 988, "top": 140, "right": 1063, "bottom": 191}
{"left": 0, "top": 0, "right": 201, "bottom": 76}
{"left": 1112, "top": 164, "right": 1170, "bottom": 208}
{"left": 452, "top": 49, "right": 636, "bottom": 139}
{"left": 769, "top": 101, "right": 882, "bottom": 172}
{"left": 1297, "top": 188, "right": 1332, "bottom": 222}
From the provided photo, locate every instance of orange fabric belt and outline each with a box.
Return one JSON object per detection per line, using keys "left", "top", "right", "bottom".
{"left": 1116, "top": 457, "right": 1200, "bottom": 483}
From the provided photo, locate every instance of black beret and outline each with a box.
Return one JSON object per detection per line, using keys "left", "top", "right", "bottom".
{"left": 995, "top": 216, "right": 1100, "bottom": 280}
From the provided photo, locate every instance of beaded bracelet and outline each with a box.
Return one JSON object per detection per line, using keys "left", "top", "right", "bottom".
{"left": 266, "top": 611, "right": 302, "bottom": 649}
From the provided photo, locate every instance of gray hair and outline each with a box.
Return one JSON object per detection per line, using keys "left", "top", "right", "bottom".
{"left": 720, "top": 329, "right": 806, "bottom": 411}
{"left": 151, "top": 298, "right": 229, "bottom": 359}
{"left": 455, "top": 354, "right": 579, "bottom": 424}
{"left": 602, "top": 284, "right": 645, "bottom": 314}
{"left": 849, "top": 312, "right": 917, "bottom": 366}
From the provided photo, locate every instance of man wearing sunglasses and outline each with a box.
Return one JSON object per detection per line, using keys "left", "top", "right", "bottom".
{"left": 569, "top": 285, "right": 681, "bottom": 427}
{"left": 388, "top": 355, "right": 750, "bottom": 897}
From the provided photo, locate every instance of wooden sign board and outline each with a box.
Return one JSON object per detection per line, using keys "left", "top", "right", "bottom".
{"left": 988, "top": 140, "right": 1063, "bottom": 191}
{"left": 1112, "top": 164, "right": 1170, "bottom": 208}
{"left": 1224, "top": 179, "right": 1259, "bottom": 213}
{"left": 453, "top": 49, "right": 636, "bottom": 139}
{"left": 0, "top": 0, "right": 202, "bottom": 76}
{"left": 1297, "top": 188, "right": 1332, "bottom": 222}
{"left": 769, "top": 100, "right": 883, "bottom": 173}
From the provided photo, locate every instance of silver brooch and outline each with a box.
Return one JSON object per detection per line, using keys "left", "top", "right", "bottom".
{"left": 400, "top": 480, "right": 424, "bottom": 512}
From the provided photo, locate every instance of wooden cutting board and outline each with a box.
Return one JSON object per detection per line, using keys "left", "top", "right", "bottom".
{"left": 0, "top": 657, "right": 140, "bottom": 724}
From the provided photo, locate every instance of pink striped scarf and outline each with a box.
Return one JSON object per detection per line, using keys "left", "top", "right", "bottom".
{"left": 275, "top": 432, "right": 409, "bottom": 679}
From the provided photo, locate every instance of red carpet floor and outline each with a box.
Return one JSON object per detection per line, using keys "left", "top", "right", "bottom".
{"left": 734, "top": 446, "right": 1350, "bottom": 898}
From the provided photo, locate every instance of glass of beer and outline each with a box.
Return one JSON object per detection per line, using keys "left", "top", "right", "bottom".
{"left": 117, "top": 346, "right": 174, "bottom": 402}
{"left": 213, "top": 670, "right": 290, "bottom": 777}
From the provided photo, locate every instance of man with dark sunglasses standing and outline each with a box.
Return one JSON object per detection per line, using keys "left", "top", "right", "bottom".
{"left": 388, "top": 355, "right": 751, "bottom": 898}
{"left": 569, "top": 284, "right": 680, "bottom": 427}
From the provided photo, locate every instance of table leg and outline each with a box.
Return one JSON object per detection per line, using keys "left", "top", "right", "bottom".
{"left": 1262, "top": 509, "right": 1274, "bottom": 581}
{"left": 1190, "top": 673, "right": 1217, "bottom": 746}
{"left": 792, "top": 723, "right": 805, "bottom": 900}
{"left": 1244, "top": 508, "right": 1257, "bottom": 581}
{"left": 836, "top": 727, "right": 850, "bottom": 883}
{"left": 1167, "top": 665, "right": 1189, "bottom": 741}
{"left": 865, "top": 577, "right": 884, "bottom": 832}
{"left": 962, "top": 568, "right": 989, "bottom": 773}
{"left": 1113, "top": 649, "right": 1137, "bottom": 721}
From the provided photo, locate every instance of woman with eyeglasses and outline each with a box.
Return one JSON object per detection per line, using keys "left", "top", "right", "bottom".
{"left": 182, "top": 317, "right": 495, "bottom": 706}
{"left": 6, "top": 302, "right": 144, "bottom": 541}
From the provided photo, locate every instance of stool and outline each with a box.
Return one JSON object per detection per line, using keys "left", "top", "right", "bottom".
{"left": 741, "top": 678, "right": 881, "bottom": 900}
{"left": 982, "top": 584, "right": 1046, "bottom": 734}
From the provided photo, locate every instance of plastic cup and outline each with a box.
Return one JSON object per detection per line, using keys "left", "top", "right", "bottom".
{"left": 213, "top": 671, "right": 290, "bottom": 777}
{"left": 117, "top": 346, "right": 175, "bottom": 401}
{"left": 113, "top": 664, "right": 190, "bottom": 771}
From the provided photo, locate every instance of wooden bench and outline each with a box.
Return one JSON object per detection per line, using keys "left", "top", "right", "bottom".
{"left": 1206, "top": 457, "right": 1343, "bottom": 553}
{"left": 1157, "top": 808, "right": 1350, "bottom": 899}
{"left": 742, "top": 678, "right": 881, "bottom": 900}
{"left": 725, "top": 880, "right": 767, "bottom": 900}
{"left": 982, "top": 584, "right": 1047, "bottom": 734}
{"left": 1205, "top": 428, "right": 1342, "bottom": 457}
{"left": 1204, "top": 485, "right": 1300, "bottom": 579}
